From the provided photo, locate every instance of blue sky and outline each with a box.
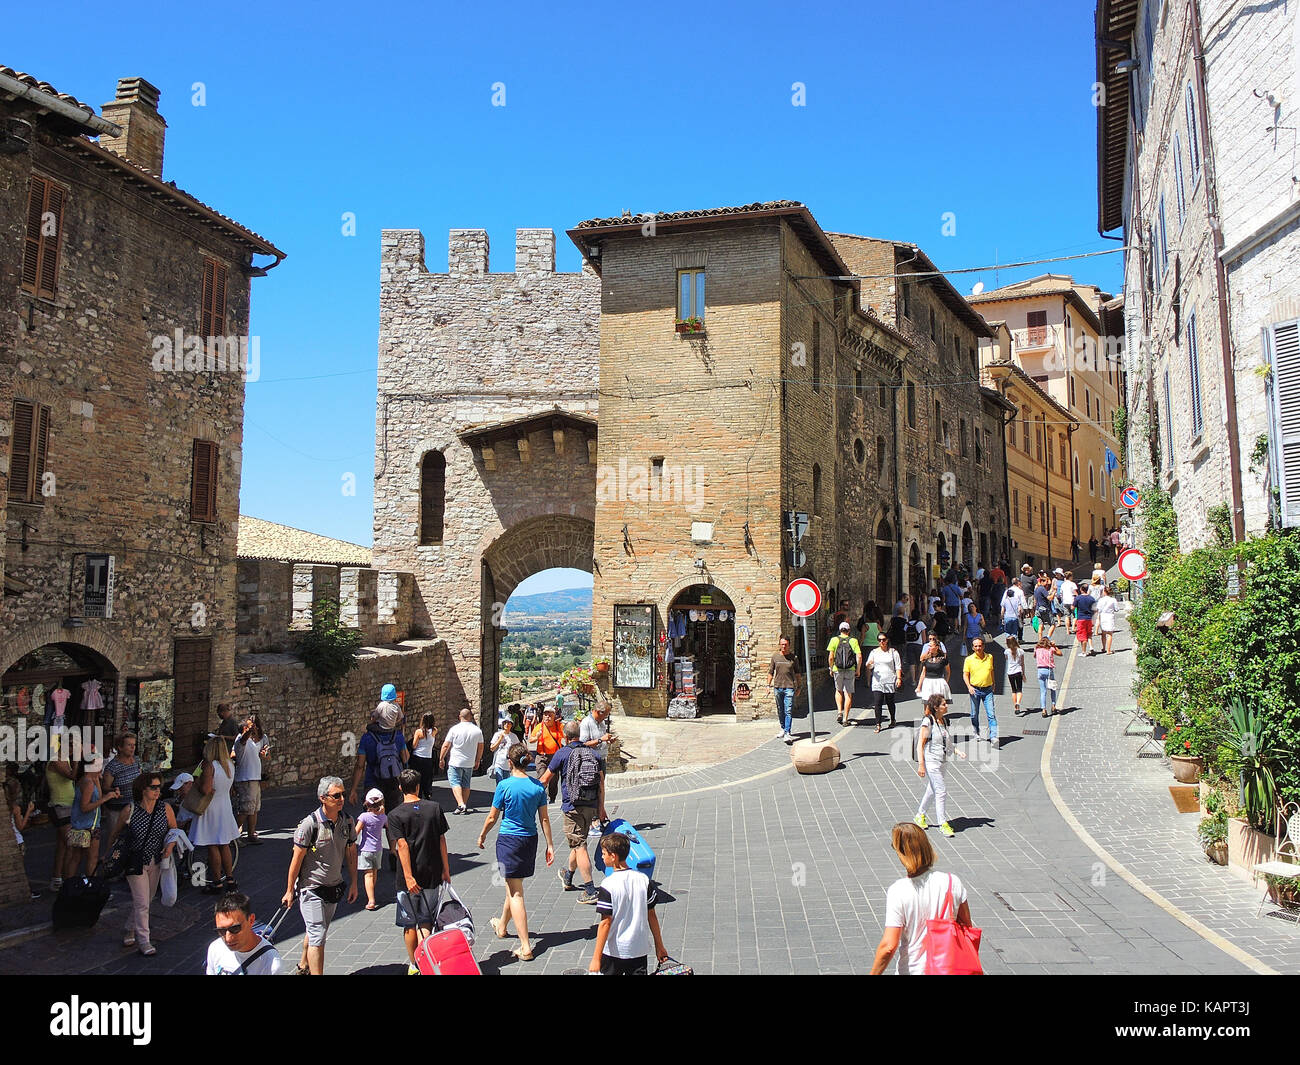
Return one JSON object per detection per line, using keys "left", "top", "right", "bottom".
{"left": 12, "top": 1, "right": 1120, "bottom": 599}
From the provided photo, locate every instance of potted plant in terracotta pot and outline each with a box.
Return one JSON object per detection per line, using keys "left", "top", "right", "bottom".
{"left": 1197, "top": 791, "right": 1229, "bottom": 866}
{"left": 1264, "top": 871, "right": 1300, "bottom": 909}
{"left": 1216, "top": 696, "right": 1285, "bottom": 872}
{"left": 1166, "top": 724, "right": 1203, "bottom": 783}
{"left": 592, "top": 656, "right": 610, "bottom": 675}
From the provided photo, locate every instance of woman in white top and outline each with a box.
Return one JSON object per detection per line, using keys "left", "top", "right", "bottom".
{"left": 190, "top": 736, "right": 239, "bottom": 893}
{"left": 409, "top": 712, "right": 439, "bottom": 800}
{"left": 1004, "top": 635, "right": 1025, "bottom": 714}
{"left": 870, "top": 821, "right": 975, "bottom": 975}
{"left": 913, "top": 694, "right": 966, "bottom": 837}
{"left": 1095, "top": 585, "right": 1119, "bottom": 655}
{"left": 488, "top": 717, "right": 517, "bottom": 785}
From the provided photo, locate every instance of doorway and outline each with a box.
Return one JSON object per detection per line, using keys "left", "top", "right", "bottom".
{"left": 665, "top": 584, "right": 736, "bottom": 715}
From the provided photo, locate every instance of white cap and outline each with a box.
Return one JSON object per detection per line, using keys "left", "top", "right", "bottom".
{"left": 365, "top": 788, "right": 385, "bottom": 805}
{"left": 839, "top": 621, "right": 850, "bottom": 631}
{"left": 170, "top": 772, "right": 194, "bottom": 791}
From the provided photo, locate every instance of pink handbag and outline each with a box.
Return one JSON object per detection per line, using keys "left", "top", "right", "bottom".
{"left": 924, "top": 874, "right": 984, "bottom": 975}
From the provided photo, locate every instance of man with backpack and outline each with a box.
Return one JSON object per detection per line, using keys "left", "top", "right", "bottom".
{"left": 349, "top": 702, "right": 409, "bottom": 814}
{"left": 826, "top": 621, "right": 863, "bottom": 726}
{"left": 539, "top": 721, "right": 607, "bottom": 905}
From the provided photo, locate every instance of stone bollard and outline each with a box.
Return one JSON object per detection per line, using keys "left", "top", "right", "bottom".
{"left": 791, "top": 738, "right": 841, "bottom": 774}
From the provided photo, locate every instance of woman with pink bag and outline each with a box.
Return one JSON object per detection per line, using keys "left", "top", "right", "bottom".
{"left": 869, "top": 822, "right": 981, "bottom": 975}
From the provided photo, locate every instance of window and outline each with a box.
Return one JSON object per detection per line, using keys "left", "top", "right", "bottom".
{"left": 1007, "top": 419, "right": 1016, "bottom": 446}
{"left": 10, "top": 400, "right": 50, "bottom": 504}
{"left": 1164, "top": 370, "right": 1175, "bottom": 466}
{"left": 201, "top": 258, "right": 228, "bottom": 339}
{"left": 943, "top": 421, "right": 951, "bottom": 452}
{"left": 974, "top": 425, "right": 981, "bottom": 464}
{"left": 855, "top": 368, "right": 863, "bottom": 399}
{"left": 1089, "top": 461, "right": 1095, "bottom": 495}
{"left": 1186, "top": 83, "right": 1201, "bottom": 180}
{"left": 1266, "top": 320, "right": 1300, "bottom": 527}
{"left": 1046, "top": 433, "right": 1053, "bottom": 470}
{"left": 878, "top": 383, "right": 888, "bottom": 409}
{"left": 1085, "top": 387, "right": 1091, "bottom": 421}
{"left": 1173, "top": 134, "right": 1186, "bottom": 226}
{"left": 1013, "top": 488, "right": 1019, "bottom": 526}
{"left": 191, "top": 440, "right": 219, "bottom": 523}
{"left": 1021, "top": 407, "right": 1030, "bottom": 450}
{"left": 1073, "top": 455, "right": 1080, "bottom": 485}
{"left": 1026, "top": 310, "right": 1048, "bottom": 346}
{"left": 1187, "top": 309, "right": 1203, "bottom": 438}
{"left": 1069, "top": 376, "right": 1076, "bottom": 408}
{"left": 811, "top": 319, "right": 821, "bottom": 393}
{"left": 1035, "top": 425, "right": 1043, "bottom": 462}
{"left": 876, "top": 435, "right": 886, "bottom": 475}
{"left": 960, "top": 418, "right": 968, "bottom": 457}
{"left": 1158, "top": 197, "right": 1169, "bottom": 278}
{"left": 1027, "top": 494, "right": 1033, "bottom": 525}
{"left": 651, "top": 456, "right": 664, "bottom": 491}
{"left": 1041, "top": 502, "right": 1046, "bottom": 534}
{"left": 929, "top": 307, "right": 937, "bottom": 341}
{"left": 812, "top": 463, "right": 822, "bottom": 516}
{"left": 934, "top": 399, "right": 942, "bottom": 435}
{"left": 22, "top": 175, "right": 65, "bottom": 300}
{"left": 906, "top": 381, "right": 916, "bottom": 428}
{"left": 1059, "top": 435, "right": 1068, "bottom": 475}
{"left": 902, "top": 282, "right": 911, "bottom": 320}
{"left": 420, "top": 450, "right": 445, "bottom": 544}
{"left": 1053, "top": 505, "right": 1059, "bottom": 538}
{"left": 854, "top": 438, "right": 865, "bottom": 464}
{"left": 677, "top": 269, "right": 705, "bottom": 320}
{"left": 907, "top": 473, "right": 919, "bottom": 507}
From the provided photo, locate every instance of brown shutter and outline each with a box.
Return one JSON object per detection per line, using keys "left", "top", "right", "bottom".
{"left": 201, "top": 260, "right": 215, "bottom": 337}
{"left": 34, "top": 404, "right": 49, "bottom": 498}
{"left": 11, "top": 401, "right": 34, "bottom": 502}
{"left": 191, "top": 440, "right": 218, "bottom": 522}
{"left": 38, "top": 184, "right": 63, "bottom": 299}
{"left": 22, "top": 177, "right": 45, "bottom": 292}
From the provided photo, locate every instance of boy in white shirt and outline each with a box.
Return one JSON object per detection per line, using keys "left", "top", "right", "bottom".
{"left": 588, "top": 833, "right": 669, "bottom": 975}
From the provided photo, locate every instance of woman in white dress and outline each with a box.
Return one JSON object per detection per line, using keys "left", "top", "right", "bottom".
{"left": 915, "top": 634, "right": 951, "bottom": 704}
{"left": 189, "top": 736, "right": 239, "bottom": 894}
{"left": 1095, "top": 585, "right": 1119, "bottom": 655}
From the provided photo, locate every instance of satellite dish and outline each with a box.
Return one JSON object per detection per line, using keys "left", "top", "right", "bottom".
{"left": 971, "top": 282, "right": 985, "bottom": 296}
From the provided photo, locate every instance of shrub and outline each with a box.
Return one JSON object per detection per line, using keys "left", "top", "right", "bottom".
{"left": 296, "top": 597, "right": 363, "bottom": 697}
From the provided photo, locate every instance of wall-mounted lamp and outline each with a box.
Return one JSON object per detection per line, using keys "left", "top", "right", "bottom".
{"left": 1114, "top": 58, "right": 1139, "bottom": 75}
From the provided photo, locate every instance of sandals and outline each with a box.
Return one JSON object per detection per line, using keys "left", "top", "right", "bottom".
{"left": 512, "top": 946, "right": 535, "bottom": 961}
{"left": 490, "top": 917, "right": 509, "bottom": 939}
{"left": 365, "top": 903, "right": 378, "bottom": 911}
{"left": 874, "top": 724, "right": 883, "bottom": 734}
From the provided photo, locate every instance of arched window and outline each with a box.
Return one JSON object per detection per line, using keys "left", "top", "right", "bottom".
{"left": 420, "top": 451, "right": 446, "bottom": 545}
{"left": 1021, "top": 407, "right": 1030, "bottom": 450}
{"left": 1059, "top": 435, "right": 1068, "bottom": 475}
{"left": 1088, "top": 461, "right": 1095, "bottom": 495}
{"left": 1073, "top": 455, "right": 1080, "bottom": 486}
{"left": 812, "top": 463, "right": 822, "bottom": 516}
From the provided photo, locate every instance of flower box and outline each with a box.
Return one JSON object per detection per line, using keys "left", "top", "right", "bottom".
{"left": 675, "top": 318, "right": 705, "bottom": 335}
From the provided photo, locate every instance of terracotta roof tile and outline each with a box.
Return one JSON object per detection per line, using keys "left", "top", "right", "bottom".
{"left": 237, "top": 516, "right": 371, "bottom": 567}
{"left": 0, "top": 65, "right": 96, "bottom": 115}
{"left": 574, "top": 200, "right": 805, "bottom": 229}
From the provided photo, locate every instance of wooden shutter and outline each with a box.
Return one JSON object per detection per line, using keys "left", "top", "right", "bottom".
{"left": 11, "top": 401, "right": 34, "bottom": 502}
{"left": 1026, "top": 310, "right": 1047, "bottom": 346}
{"left": 22, "top": 176, "right": 64, "bottom": 299}
{"left": 191, "top": 440, "right": 218, "bottom": 522}
{"left": 1270, "top": 321, "right": 1300, "bottom": 527}
{"left": 34, "top": 404, "right": 49, "bottom": 498}
{"left": 200, "top": 258, "right": 227, "bottom": 338}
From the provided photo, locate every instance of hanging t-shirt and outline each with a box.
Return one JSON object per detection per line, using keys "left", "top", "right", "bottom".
{"left": 51, "top": 688, "right": 70, "bottom": 715}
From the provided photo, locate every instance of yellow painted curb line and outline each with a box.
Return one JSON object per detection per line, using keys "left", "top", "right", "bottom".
{"left": 1040, "top": 636, "right": 1277, "bottom": 975}
{"left": 616, "top": 722, "right": 854, "bottom": 802}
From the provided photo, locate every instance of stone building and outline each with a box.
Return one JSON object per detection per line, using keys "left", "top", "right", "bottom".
{"left": 0, "top": 69, "right": 282, "bottom": 903}
{"left": 372, "top": 227, "right": 600, "bottom": 718}
{"left": 1095, "top": 0, "right": 1300, "bottom": 545}
{"left": 971, "top": 275, "right": 1127, "bottom": 566}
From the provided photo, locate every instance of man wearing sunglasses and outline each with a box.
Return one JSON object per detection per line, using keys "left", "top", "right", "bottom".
{"left": 283, "top": 776, "right": 357, "bottom": 975}
{"left": 206, "top": 891, "right": 282, "bottom": 975}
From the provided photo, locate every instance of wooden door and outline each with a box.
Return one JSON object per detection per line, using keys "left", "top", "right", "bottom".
{"left": 173, "top": 638, "right": 212, "bottom": 765}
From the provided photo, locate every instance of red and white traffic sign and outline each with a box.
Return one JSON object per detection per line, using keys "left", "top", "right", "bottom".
{"left": 785, "top": 578, "right": 822, "bottom": 617}
{"left": 1120, "top": 486, "right": 1140, "bottom": 510}
{"left": 1117, "top": 548, "right": 1147, "bottom": 581}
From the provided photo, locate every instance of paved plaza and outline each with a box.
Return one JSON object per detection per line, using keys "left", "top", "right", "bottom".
{"left": 4, "top": 610, "right": 1295, "bottom": 976}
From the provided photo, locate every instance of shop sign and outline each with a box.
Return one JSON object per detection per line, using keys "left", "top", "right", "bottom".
{"left": 84, "top": 554, "right": 114, "bottom": 618}
{"left": 734, "top": 683, "right": 751, "bottom": 701}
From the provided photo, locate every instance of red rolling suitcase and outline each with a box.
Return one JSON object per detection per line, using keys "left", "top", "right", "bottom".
{"left": 414, "top": 929, "right": 481, "bottom": 975}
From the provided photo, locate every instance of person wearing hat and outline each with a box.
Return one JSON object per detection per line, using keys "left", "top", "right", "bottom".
{"left": 350, "top": 697, "right": 409, "bottom": 814}
{"left": 169, "top": 771, "right": 197, "bottom": 833}
{"left": 354, "top": 788, "right": 388, "bottom": 910}
{"left": 372, "top": 683, "right": 404, "bottom": 728}
{"left": 826, "top": 621, "right": 863, "bottom": 726}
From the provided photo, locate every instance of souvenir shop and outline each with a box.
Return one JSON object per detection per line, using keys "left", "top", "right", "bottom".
{"left": 663, "top": 584, "right": 738, "bottom": 718}
{"left": 0, "top": 642, "right": 117, "bottom": 744}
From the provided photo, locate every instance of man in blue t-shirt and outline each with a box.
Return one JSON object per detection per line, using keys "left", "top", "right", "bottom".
{"left": 1073, "top": 584, "right": 1099, "bottom": 657}
{"left": 349, "top": 704, "right": 409, "bottom": 812}
{"left": 540, "top": 722, "right": 606, "bottom": 904}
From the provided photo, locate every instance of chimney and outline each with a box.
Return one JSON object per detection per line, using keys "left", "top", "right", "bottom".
{"left": 98, "top": 77, "right": 166, "bottom": 176}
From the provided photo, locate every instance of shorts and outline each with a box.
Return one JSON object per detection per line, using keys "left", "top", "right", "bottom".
{"left": 496, "top": 833, "right": 539, "bottom": 879}
{"left": 1076, "top": 619, "right": 1094, "bottom": 642}
{"left": 234, "top": 780, "right": 262, "bottom": 815}
{"left": 1008, "top": 673, "right": 1023, "bottom": 693}
{"left": 448, "top": 766, "right": 472, "bottom": 790}
{"left": 600, "top": 953, "right": 650, "bottom": 975}
{"left": 563, "top": 806, "right": 597, "bottom": 848}
{"left": 299, "top": 889, "right": 340, "bottom": 946}
{"left": 395, "top": 887, "right": 439, "bottom": 929}
{"left": 358, "top": 849, "right": 383, "bottom": 871}
{"left": 67, "top": 827, "right": 99, "bottom": 849}
{"left": 904, "top": 644, "right": 922, "bottom": 666}
{"left": 50, "top": 805, "right": 71, "bottom": 827}
{"left": 1036, "top": 609, "right": 1053, "bottom": 625}
{"left": 833, "top": 669, "right": 856, "bottom": 694}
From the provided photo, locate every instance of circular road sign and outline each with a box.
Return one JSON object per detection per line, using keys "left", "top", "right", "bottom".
{"left": 1117, "top": 548, "right": 1148, "bottom": 581}
{"left": 785, "top": 578, "right": 822, "bottom": 618}
{"left": 1120, "top": 486, "right": 1141, "bottom": 510}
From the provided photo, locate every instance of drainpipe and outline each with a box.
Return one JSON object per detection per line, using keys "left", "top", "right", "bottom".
{"left": 1190, "top": 0, "right": 1246, "bottom": 541}
{"left": 1041, "top": 412, "right": 1053, "bottom": 569}
{"left": 0, "top": 72, "right": 122, "bottom": 136}
{"left": 1068, "top": 422, "right": 1080, "bottom": 558}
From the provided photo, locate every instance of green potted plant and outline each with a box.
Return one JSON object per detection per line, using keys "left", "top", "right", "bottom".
{"left": 592, "top": 655, "right": 610, "bottom": 675}
{"left": 1165, "top": 723, "right": 1204, "bottom": 783}
{"left": 1263, "top": 871, "right": 1300, "bottom": 909}
{"left": 1215, "top": 696, "right": 1286, "bottom": 872}
{"left": 1197, "top": 790, "right": 1229, "bottom": 866}
{"left": 675, "top": 315, "right": 704, "bottom": 334}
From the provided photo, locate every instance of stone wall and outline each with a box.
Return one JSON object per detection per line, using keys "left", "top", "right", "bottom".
{"left": 373, "top": 228, "right": 601, "bottom": 716}
{"left": 230, "top": 638, "right": 448, "bottom": 790}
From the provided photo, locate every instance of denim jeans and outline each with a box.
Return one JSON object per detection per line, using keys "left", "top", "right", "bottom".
{"left": 969, "top": 686, "right": 997, "bottom": 739}
{"left": 1037, "top": 667, "right": 1056, "bottom": 711}
{"left": 774, "top": 687, "right": 794, "bottom": 733}
{"left": 1002, "top": 618, "right": 1021, "bottom": 641}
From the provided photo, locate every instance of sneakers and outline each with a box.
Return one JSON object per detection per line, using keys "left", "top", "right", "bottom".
{"left": 123, "top": 933, "right": 136, "bottom": 948}
{"left": 407, "top": 964, "right": 420, "bottom": 975}
{"left": 988, "top": 737, "right": 999, "bottom": 749}
{"left": 776, "top": 729, "right": 787, "bottom": 740}
{"left": 940, "top": 822, "right": 955, "bottom": 837}
{"left": 138, "top": 942, "right": 157, "bottom": 957}
{"left": 558, "top": 868, "right": 575, "bottom": 891}
{"left": 782, "top": 732, "right": 794, "bottom": 745}
{"left": 577, "top": 885, "right": 599, "bottom": 905}
{"left": 914, "top": 814, "right": 928, "bottom": 829}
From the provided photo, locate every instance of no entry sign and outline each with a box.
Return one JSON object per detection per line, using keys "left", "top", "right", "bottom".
{"left": 1117, "top": 548, "right": 1147, "bottom": 581}
{"left": 785, "top": 578, "right": 822, "bottom": 617}
{"left": 1120, "top": 486, "right": 1140, "bottom": 510}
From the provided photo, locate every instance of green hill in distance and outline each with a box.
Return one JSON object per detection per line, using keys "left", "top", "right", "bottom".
{"left": 504, "top": 587, "right": 593, "bottom": 616}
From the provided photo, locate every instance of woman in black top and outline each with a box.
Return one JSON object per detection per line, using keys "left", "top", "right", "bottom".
{"left": 916, "top": 633, "right": 952, "bottom": 703}
{"left": 106, "top": 772, "right": 177, "bottom": 956}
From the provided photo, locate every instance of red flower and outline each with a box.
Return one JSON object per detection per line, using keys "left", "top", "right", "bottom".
{"left": 1185, "top": 740, "right": 1191, "bottom": 750}
{"left": 1174, "top": 725, "right": 1182, "bottom": 730}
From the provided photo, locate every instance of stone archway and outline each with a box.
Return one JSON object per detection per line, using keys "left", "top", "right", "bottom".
{"left": 1, "top": 621, "right": 131, "bottom": 682}
{"left": 479, "top": 514, "right": 594, "bottom": 718}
